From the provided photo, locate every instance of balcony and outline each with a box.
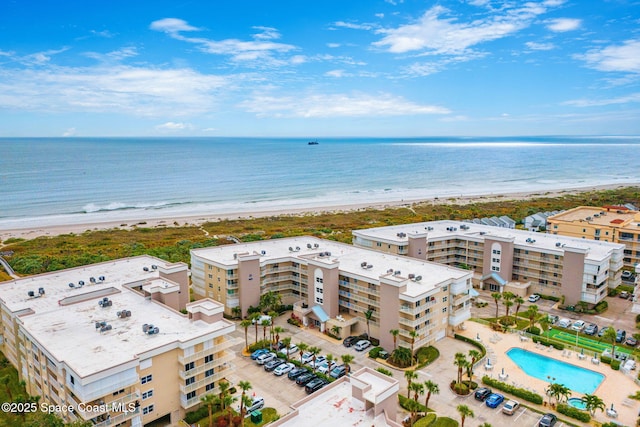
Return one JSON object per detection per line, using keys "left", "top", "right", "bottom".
{"left": 93, "top": 408, "right": 140, "bottom": 427}
{"left": 179, "top": 352, "right": 235, "bottom": 379}
{"left": 179, "top": 364, "right": 235, "bottom": 394}
{"left": 452, "top": 294, "right": 471, "bottom": 306}
{"left": 450, "top": 281, "right": 469, "bottom": 295}
{"left": 448, "top": 308, "right": 471, "bottom": 326}
{"left": 181, "top": 394, "right": 202, "bottom": 409}
{"left": 179, "top": 338, "right": 242, "bottom": 364}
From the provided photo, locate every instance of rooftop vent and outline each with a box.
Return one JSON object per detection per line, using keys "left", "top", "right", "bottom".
{"left": 415, "top": 275, "right": 422, "bottom": 281}
{"left": 151, "top": 264, "right": 158, "bottom": 270}
{"left": 143, "top": 267, "right": 149, "bottom": 272}
{"left": 295, "top": 246, "right": 300, "bottom": 251}
{"left": 313, "top": 243, "right": 319, "bottom": 248}
{"left": 98, "top": 297, "right": 112, "bottom": 308}
{"left": 408, "top": 273, "right": 415, "bottom": 279}
{"left": 396, "top": 232, "right": 407, "bottom": 238}
{"left": 366, "top": 264, "right": 373, "bottom": 269}
{"left": 99, "top": 276, "right": 105, "bottom": 281}
{"left": 27, "top": 290, "right": 35, "bottom": 298}
{"left": 393, "top": 270, "right": 401, "bottom": 276}
{"left": 289, "top": 247, "right": 294, "bottom": 251}
{"left": 555, "top": 242, "right": 562, "bottom": 247}
{"left": 117, "top": 310, "right": 132, "bottom": 318}
{"left": 90, "top": 277, "right": 96, "bottom": 283}
{"left": 142, "top": 324, "right": 159, "bottom": 335}
{"left": 425, "top": 226, "right": 434, "bottom": 231}
{"left": 78, "top": 280, "right": 85, "bottom": 286}
{"left": 387, "top": 268, "right": 394, "bottom": 273}
{"left": 261, "top": 250, "right": 266, "bottom": 255}
{"left": 68, "top": 283, "right": 75, "bottom": 288}
{"left": 307, "top": 243, "right": 312, "bottom": 248}
{"left": 38, "top": 287, "right": 45, "bottom": 295}
{"left": 100, "top": 324, "right": 112, "bottom": 333}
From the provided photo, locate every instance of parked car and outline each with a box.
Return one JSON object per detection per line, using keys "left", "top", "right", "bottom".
{"left": 295, "top": 372, "right": 316, "bottom": 386}
{"left": 301, "top": 352, "right": 314, "bottom": 364}
{"left": 584, "top": 323, "right": 599, "bottom": 335}
{"left": 571, "top": 320, "right": 586, "bottom": 332}
{"left": 256, "top": 352, "right": 276, "bottom": 365}
{"left": 285, "top": 344, "right": 299, "bottom": 356}
{"left": 485, "top": 393, "right": 505, "bottom": 408}
{"left": 241, "top": 397, "right": 264, "bottom": 415}
{"left": 273, "top": 362, "right": 295, "bottom": 376}
{"left": 538, "top": 413, "right": 557, "bottom": 427}
{"left": 616, "top": 329, "right": 627, "bottom": 343}
{"left": 354, "top": 340, "right": 371, "bottom": 351}
{"left": 264, "top": 358, "right": 285, "bottom": 372}
{"left": 556, "top": 318, "right": 572, "bottom": 328}
{"left": 343, "top": 336, "right": 358, "bottom": 347}
{"left": 528, "top": 294, "right": 541, "bottom": 302}
{"left": 310, "top": 356, "right": 327, "bottom": 369}
{"left": 619, "top": 291, "right": 630, "bottom": 299}
{"left": 474, "top": 387, "right": 492, "bottom": 401}
{"left": 502, "top": 400, "right": 520, "bottom": 415}
{"left": 250, "top": 348, "right": 269, "bottom": 360}
{"left": 625, "top": 336, "right": 638, "bottom": 347}
{"left": 598, "top": 326, "right": 614, "bottom": 338}
{"left": 330, "top": 365, "right": 347, "bottom": 379}
{"left": 288, "top": 367, "right": 307, "bottom": 380}
{"left": 317, "top": 361, "right": 337, "bottom": 374}
{"left": 305, "top": 377, "right": 327, "bottom": 394}
{"left": 547, "top": 315, "right": 559, "bottom": 324}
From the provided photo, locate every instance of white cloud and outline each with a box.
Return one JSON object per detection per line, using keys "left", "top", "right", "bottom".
{"left": 525, "top": 41, "right": 555, "bottom": 51}
{"left": 327, "top": 43, "right": 341, "bottom": 48}
{"left": 21, "top": 48, "right": 69, "bottom": 65}
{"left": 239, "top": 92, "right": 450, "bottom": 118}
{"left": 333, "top": 21, "right": 376, "bottom": 31}
{"left": 325, "top": 69, "right": 347, "bottom": 78}
{"left": 0, "top": 65, "right": 228, "bottom": 116}
{"left": 156, "top": 121, "right": 193, "bottom": 130}
{"left": 62, "top": 127, "right": 76, "bottom": 136}
{"left": 149, "top": 18, "right": 200, "bottom": 33}
{"left": 563, "top": 92, "right": 640, "bottom": 107}
{"left": 150, "top": 18, "right": 296, "bottom": 65}
{"left": 577, "top": 39, "right": 640, "bottom": 73}
{"left": 373, "top": 2, "right": 560, "bottom": 55}
{"left": 375, "top": 13, "right": 384, "bottom": 19}
{"left": 546, "top": 18, "right": 581, "bottom": 32}
{"left": 84, "top": 47, "right": 139, "bottom": 62}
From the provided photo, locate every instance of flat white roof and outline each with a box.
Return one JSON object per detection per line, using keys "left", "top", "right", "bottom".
{"left": 353, "top": 220, "right": 625, "bottom": 262}
{"left": 192, "top": 236, "right": 471, "bottom": 298}
{"left": 0, "top": 256, "right": 233, "bottom": 378}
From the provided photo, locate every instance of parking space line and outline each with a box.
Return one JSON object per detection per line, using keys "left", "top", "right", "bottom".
{"left": 513, "top": 407, "right": 526, "bottom": 421}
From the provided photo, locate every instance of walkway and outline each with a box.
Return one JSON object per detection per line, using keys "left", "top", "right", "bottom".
{"left": 0, "top": 255, "right": 19, "bottom": 279}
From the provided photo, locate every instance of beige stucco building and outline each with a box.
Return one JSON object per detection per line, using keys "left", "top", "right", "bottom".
{"left": 191, "top": 237, "right": 472, "bottom": 352}
{"left": 0, "top": 255, "right": 238, "bottom": 426}
{"left": 352, "top": 220, "right": 625, "bottom": 306}
{"left": 547, "top": 205, "right": 640, "bottom": 271}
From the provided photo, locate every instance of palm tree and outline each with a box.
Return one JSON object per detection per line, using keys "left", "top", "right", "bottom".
{"left": 390, "top": 329, "right": 400, "bottom": 350}
{"left": 281, "top": 336, "right": 292, "bottom": 361}
{"left": 602, "top": 327, "right": 618, "bottom": 358}
{"left": 309, "top": 346, "right": 321, "bottom": 372}
{"left": 222, "top": 393, "right": 238, "bottom": 425}
{"left": 454, "top": 352, "right": 467, "bottom": 385}
{"left": 250, "top": 312, "right": 261, "bottom": 344}
{"left": 502, "top": 291, "right": 514, "bottom": 320}
{"left": 273, "top": 325, "right": 285, "bottom": 347}
{"left": 240, "top": 319, "right": 252, "bottom": 351}
{"left": 240, "top": 395, "right": 253, "bottom": 427}
{"left": 513, "top": 296, "right": 525, "bottom": 319}
{"left": 525, "top": 305, "right": 539, "bottom": 331}
{"left": 268, "top": 310, "right": 278, "bottom": 342}
{"left": 404, "top": 398, "right": 422, "bottom": 426}
{"left": 218, "top": 379, "right": 230, "bottom": 409}
{"left": 404, "top": 369, "right": 418, "bottom": 399}
{"left": 326, "top": 353, "right": 334, "bottom": 371}
{"left": 548, "top": 383, "right": 570, "bottom": 405}
{"left": 582, "top": 394, "right": 605, "bottom": 416}
{"left": 238, "top": 380, "right": 252, "bottom": 421}
{"left": 298, "top": 342, "right": 309, "bottom": 364}
{"left": 424, "top": 380, "right": 440, "bottom": 410}
{"left": 491, "top": 292, "right": 502, "bottom": 319}
{"left": 261, "top": 319, "right": 270, "bottom": 344}
{"left": 410, "top": 381, "right": 425, "bottom": 403}
{"left": 456, "top": 404, "right": 474, "bottom": 427}
{"left": 259, "top": 290, "right": 282, "bottom": 313}
{"left": 231, "top": 306, "right": 241, "bottom": 319}
{"left": 467, "top": 349, "right": 481, "bottom": 383}
{"left": 539, "top": 317, "right": 550, "bottom": 338}
{"left": 341, "top": 354, "right": 354, "bottom": 375}
{"left": 331, "top": 325, "right": 341, "bottom": 338}
{"left": 200, "top": 393, "right": 219, "bottom": 427}
{"left": 364, "top": 309, "right": 374, "bottom": 338}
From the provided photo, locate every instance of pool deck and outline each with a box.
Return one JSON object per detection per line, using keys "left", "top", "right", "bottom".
{"left": 459, "top": 321, "right": 639, "bottom": 426}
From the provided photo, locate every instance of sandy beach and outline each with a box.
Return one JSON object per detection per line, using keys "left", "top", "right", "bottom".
{"left": 1, "top": 183, "right": 637, "bottom": 243}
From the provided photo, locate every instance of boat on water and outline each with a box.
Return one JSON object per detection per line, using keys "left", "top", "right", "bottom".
{"left": 308, "top": 140, "right": 319, "bottom": 145}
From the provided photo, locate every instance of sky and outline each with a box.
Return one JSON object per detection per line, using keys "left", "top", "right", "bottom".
{"left": 1, "top": 0, "right": 639, "bottom": 137}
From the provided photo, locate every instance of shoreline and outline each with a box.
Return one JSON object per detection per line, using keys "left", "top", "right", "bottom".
{"left": 1, "top": 183, "right": 638, "bottom": 242}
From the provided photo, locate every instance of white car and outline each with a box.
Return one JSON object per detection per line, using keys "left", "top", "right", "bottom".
{"left": 557, "top": 318, "right": 572, "bottom": 328}
{"left": 256, "top": 352, "right": 276, "bottom": 365}
{"left": 310, "top": 356, "right": 327, "bottom": 369}
{"left": 316, "top": 361, "right": 337, "bottom": 374}
{"left": 571, "top": 320, "right": 586, "bottom": 331}
{"left": 285, "top": 344, "right": 299, "bottom": 356}
{"left": 273, "top": 362, "right": 296, "bottom": 376}
{"left": 354, "top": 340, "right": 371, "bottom": 351}
{"left": 239, "top": 397, "right": 264, "bottom": 416}
{"left": 528, "top": 294, "right": 541, "bottom": 302}
{"left": 300, "top": 352, "right": 314, "bottom": 364}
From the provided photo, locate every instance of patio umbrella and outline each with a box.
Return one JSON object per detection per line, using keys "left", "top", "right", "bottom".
{"left": 581, "top": 348, "right": 584, "bottom": 355}
{"left": 502, "top": 368, "right": 504, "bottom": 375}
{"left": 487, "top": 358, "right": 491, "bottom": 365}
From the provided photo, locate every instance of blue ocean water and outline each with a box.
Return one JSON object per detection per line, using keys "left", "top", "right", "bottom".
{"left": 1, "top": 136, "right": 639, "bottom": 229}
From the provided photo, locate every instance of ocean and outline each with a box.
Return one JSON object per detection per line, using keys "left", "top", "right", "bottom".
{"left": 1, "top": 136, "right": 639, "bottom": 229}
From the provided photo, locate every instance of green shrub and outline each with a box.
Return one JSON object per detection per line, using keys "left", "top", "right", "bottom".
{"left": 531, "top": 336, "right": 564, "bottom": 350}
{"left": 453, "top": 334, "right": 486, "bottom": 358}
{"left": 451, "top": 381, "right": 469, "bottom": 395}
{"left": 388, "top": 347, "right": 413, "bottom": 368}
{"left": 539, "top": 294, "right": 560, "bottom": 302}
{"left": 636, "top": 313, "right": 640, "bottom": 323}
{"left": 557, "top": 403, "right": 591, "bottom": 422}
{"left": 601, "top": 355, "right": 612, "bottom": 365}
{"left": 482, "top": 376, "right": 543, "bottom": 404}
{"left": 247, "top": 339, "right": 272, "bottom": 352}
{"left": 369, "top": 346, "right": 383, "bottom": 359}
{"left": 610, "top": 359, "right": 621, "bottom": 370}
{"left": 399, "top": 395, "right": 427, "bottom": 413}
{"left": 414, "top": 413, "right": 437, "bottom": 427}
{"left": 594, "top": 300, "right": 608, "bottom": 313}
{"left": 376, "top": 367, "right": 393, "bottom": 376}
{"left": 430, "top": 416, "right": 459, "bottom": 427}
{"left": 184, "top": 406, "right": 211, "bottom": 424}
{"left": 526, "top": 326, "right": 541, "bottom": 335}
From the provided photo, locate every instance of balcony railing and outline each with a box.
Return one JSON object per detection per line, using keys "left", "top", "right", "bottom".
{"left": 92, "top": 408, "right": 140, "bottom": 427}
{"left": 178, "top": 338, "right": 242, "bottom": 364}
{"left": 179, "top": 364, "right": 235, "bottom": 394}
{"left": 179, "top": 352, "right": 235, "bottom": 379}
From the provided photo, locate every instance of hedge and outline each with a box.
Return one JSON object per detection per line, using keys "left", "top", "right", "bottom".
{"left": 376, "top": 367, "right": 393, "bottom": 377}
{"left": 610, "top": 359, "right": 621, "bottom": 370}
{"left": 399, "top": 395, "right": 427, "bottom": 413}
{"left": 557, "top": 403, "right": 591, "bottom": 423}
{"left": 526, "top": 326, "right": 541, "bottom": 335}
{"left": 482, "top": 376, "right": 543, "bottom": 404}
{"left": 184, "top": 406, "right": 211, "bottom": 424}
{"left": 539, "top": 294, "right": 561, "bottom": 302}
{"left": 414, "top": 413, "right": 437, "bottom": 427}
{"left": 531, "top": 336, "right": 564, "bottom": 350}
{"left": 453, "top": 334, "right": 486, "bottom": 358}
{"left": 430, "top": 416, "right": 459, "bottom": 427}
{"left": 594, "top": 300, "right": 608, "bottom": 313}
{"left": 369, "top": 346, "right": 384, "bottom": 359}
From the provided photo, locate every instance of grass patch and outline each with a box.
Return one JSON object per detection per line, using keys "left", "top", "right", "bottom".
{"left": 245, "top": 407, "right": 279, "bottom": 426}
{"left": 430, "top": 416, "right": 459, "bottom": 427}
{"left": 547, "top": 329, "right": 636, "bottom": 356}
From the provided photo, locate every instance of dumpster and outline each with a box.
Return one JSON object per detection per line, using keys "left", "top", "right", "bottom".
{"left": 251, "top": 410, "right": 262, "bottom": 423}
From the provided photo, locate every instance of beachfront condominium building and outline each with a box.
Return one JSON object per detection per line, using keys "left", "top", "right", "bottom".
{"left": 0, "top": 256, "right": 238, "bottom": 427}
{"left": 270, "top": 367, "right": 401, "bottom": 427}
{"left": 546, "top": 205, "right": 640, "bottom": 271}
{"left": 191, "top": 237, "right": 473, "bottom": 352}
{"left": 352, "top": 220, "right": 625, "bottom": 307}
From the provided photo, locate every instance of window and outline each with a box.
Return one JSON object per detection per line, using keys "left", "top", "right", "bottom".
{"left": 185, "top": 362, "right": 195, "bottom": 371}
{"left": 492, "top": 258, "right": 500, "bottom": 263}
{"left": 443, "top": 296, "right": 448, "bottom": 302}
{"left": 492, "top": 249, "right": 501, "bottom": 255}
{"left": 205, "top": 354, "right": 213, "bottom": 363}
{"left": 208, "top": 274, "right": 213, "bottom": 279}
{"left": 112, "top": 389, "right": 125, "bottom": 396}
{"left": 206, "top": 383, "right": 215, "bottom": 391}
{"left": 376, "top": 242, "right": 382, "bottom": 247}
{"left": 142, "top": 405, "right": 154, "bottom": 415}
{"left": 185, "top": 377, "right": 195, "bottom": 386}
{"left": 70, "top": 375, "right": 75, "bottom": 385}
{"left": 316, "top": 277, "right": 323, "bottom": 283}
{"left": 442, "top": 307, "right": 447, "bottom": 313}
{"left": 315, "top": 297, "right": 323, "bottom": 304}
{"left": 205, "top": 368, "right": 214, "bottom": 377}
{"left": 442, "top": 286, "right": 448, "bottom": 292}
{"left": 142, "top": 390, "right": 153, "bottom": 400}
{"left": 491, "top": 266, "right": 500, "bottom": 272}
{"left": 186, "top": 391, "right": 196, "bottom": 400}
{"left": 141, "top": 375, "right": 153, "bottom": 384}
{"left": 316, "top": 287, "right": 323, "bottom": 294}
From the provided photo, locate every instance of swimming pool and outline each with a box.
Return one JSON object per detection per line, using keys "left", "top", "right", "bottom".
{"left": 506, "top": 348, "right": 604, "bottom": 394}
{"left": 568, "top": 397, "right": 587, "bottom": 410}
